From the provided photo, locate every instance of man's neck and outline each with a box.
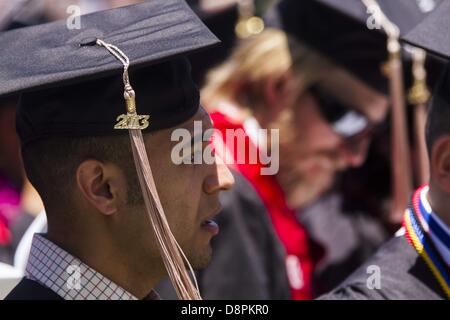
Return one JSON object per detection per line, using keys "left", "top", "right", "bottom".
{"left": 426, "top": 184, "right": 450, "bottom": 228}
{"left": 46, "top": 228, "right": 164, "bottom": 300}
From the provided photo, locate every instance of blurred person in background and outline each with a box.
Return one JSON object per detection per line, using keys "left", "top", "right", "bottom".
{"left": 0, "top": 96, "right": 44, "bottom": 265}
{"left": 0, "top": 97, "right": 23, "bottom": 263}
{"left": 274, "top": 0, "right": 442, "bottom": 294}
{"left": 159, "top": 2, "right": 389, "bottom": 299}
{"left": 0, "top": 0, "right": 144, "bottom": 30}
{"left": 321, "top": 1, "right": 450, "bottom": 299}
{"left": 199, "top": 22, "right": 388, "bottom": 299}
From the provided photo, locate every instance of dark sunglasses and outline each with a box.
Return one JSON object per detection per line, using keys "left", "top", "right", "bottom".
{"left": 308, "top": 85, "right": 377, "bottom": 152}
{"left": 309, "top": 85, "right": 376, "bottom": 134}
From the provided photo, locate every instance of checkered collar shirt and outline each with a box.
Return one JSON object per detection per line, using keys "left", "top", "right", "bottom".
{"left": 26, "top": 234, "right": 143, "bottom": 300}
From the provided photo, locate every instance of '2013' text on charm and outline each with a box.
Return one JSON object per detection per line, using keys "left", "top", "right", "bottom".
{"left": 114, "top": 84, "right": 150, "bottom": 130}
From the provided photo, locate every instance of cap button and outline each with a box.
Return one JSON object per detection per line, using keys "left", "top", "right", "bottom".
{"left": 80, "top": 37, "right": 98, "bottom": 47}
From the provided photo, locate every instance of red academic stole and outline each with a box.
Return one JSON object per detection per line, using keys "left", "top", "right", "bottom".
{"left": 211, "top": 111, "right": 319, "bottom": 300}
{"left": 403, "top": 185, "right": 450, "bottom": 299}
{"left": 0, "top": 216, "right": 10, "bottom": 246}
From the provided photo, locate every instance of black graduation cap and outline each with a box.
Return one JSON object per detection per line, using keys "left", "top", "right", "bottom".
{"left": 265, "top": 0, "right": 440, "bottom": 94}
{"left": 0, "top": 0, "right": 219, "bottom": 145}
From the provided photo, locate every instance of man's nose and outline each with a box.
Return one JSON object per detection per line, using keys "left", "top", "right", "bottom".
{"left": 203, "top": 155, "right": 235, "bottom": 194}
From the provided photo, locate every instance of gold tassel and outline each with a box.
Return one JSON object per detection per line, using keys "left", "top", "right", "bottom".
{"left": 362, "top": 0, "right": 413, "bottom": 225}
{"left": 408, "top": 48, "right": 430, "bottom": 186}
{"left": 96, "top": 39, "right": 202, "bottom": 300}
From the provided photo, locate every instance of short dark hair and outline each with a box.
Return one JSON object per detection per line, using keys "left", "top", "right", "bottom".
{"left": 426, "top": 66, "right": 450, "bottom": 156}
{"left": 22, "top": 134, "right": 144, "bottom": 213}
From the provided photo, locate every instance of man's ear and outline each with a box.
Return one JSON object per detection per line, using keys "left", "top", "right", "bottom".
{"left": 75, "top": 160, "right": 125, "bottom": 216}
{"left": 430, "top": 135, "right": 450, "bottom": 194}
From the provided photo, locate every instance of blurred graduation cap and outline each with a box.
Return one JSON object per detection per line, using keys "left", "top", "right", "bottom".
{"left": 403, "top": 0, "right": 450, "bottom": 62}
{"left": 186, "top": 0, "right": 266, "bottom": 87}
{"left": 0, "top": 0, "right": 219, "bottom": 300}
{"left": 186, "top": 1, "right": 239, "bottom": 86}
{"left": 265, "top": 0, "right": 440, "bottom": 95}
{"left": 0, "top": 0, "right": 48, "bottom": 31}
{"left": 403, "top": 0, "right": 450, "bottom": 149}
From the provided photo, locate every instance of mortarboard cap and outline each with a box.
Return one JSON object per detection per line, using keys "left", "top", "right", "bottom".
{"left": 0, "top": 0, "right": 219, "bottom": 145}
{"left": 265, "top": 0, "right": 440, "bottom": 94}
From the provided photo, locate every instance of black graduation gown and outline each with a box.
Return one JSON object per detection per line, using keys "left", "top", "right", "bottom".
{"left": 299, "top": 192, "right": 388, "bottom": 295}
{"left": 319, "top": 235, "right": 447, "bottom": 300}
{"left": 4, "top": 278, "right": 63, "bottom": 300}
{"left": 156, "top": 171, "right": 291, "bottom": 299}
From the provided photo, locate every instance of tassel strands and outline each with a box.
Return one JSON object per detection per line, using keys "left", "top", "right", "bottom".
{"left": 96, "top": 39, "right": 202, "bottom": 300}
{"left": 362, "top": 0, "right": 413, "bottom": 225}
{"left": 408, "top": 48, "right": 431, "bottom": 185}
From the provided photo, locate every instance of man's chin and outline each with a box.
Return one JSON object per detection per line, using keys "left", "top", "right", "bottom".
{"left": 286, "top": 180, "right": 333, "bottom": 209}
{"left": 187, "top": 245, "right": 213, "bottom": 271}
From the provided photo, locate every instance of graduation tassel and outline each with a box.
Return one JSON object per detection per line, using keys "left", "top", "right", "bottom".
{"left": 96, "top": 39, "right": 202, "bottom": 300}
{"left": 408, "top": 48, "right": 431, "bottom": 186}
{"left": 386, "top": 31, "right": 413, "bottom": 225}
{"left": 362, "top": 0, "right": 413, "bottom": 225}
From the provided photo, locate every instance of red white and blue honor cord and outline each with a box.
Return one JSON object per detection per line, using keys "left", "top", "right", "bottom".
{"left": 403, "top": 185, "right": 450, "bottom": 299}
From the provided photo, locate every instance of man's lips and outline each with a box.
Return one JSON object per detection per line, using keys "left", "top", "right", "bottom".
{"left": 200, "top": 206, "right": 222, "bottom": 235}
{"left": 201, "top": 220, "right": 219, "bottom": 235}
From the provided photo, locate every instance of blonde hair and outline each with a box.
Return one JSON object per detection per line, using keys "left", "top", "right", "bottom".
{"left": 202, "top": 28, "right": 335, "bottom": 111}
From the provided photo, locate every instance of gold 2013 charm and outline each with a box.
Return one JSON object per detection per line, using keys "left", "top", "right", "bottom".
{"left": 114, "top": 114, "right": 150, "bottom": 130}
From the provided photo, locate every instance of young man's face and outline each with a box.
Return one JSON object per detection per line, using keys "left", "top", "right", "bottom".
{"left": 126, "top": 107, "right": 234, "bottom": 271}
{"left": 276, "top": 67, "right": 389, "bottom": 208}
